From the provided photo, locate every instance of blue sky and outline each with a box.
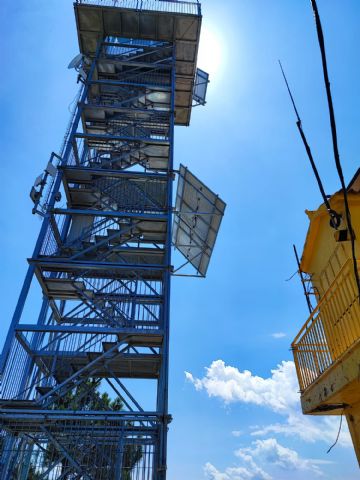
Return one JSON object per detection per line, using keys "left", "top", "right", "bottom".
{"left": 1, "top": 0, "right": 360, "bottom": 479}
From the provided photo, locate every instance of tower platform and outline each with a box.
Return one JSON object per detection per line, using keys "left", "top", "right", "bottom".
{"left": 74, "top": 0, "right": 202, "bottom": 125}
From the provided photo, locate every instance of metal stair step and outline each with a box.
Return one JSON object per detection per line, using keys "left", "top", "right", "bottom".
{"left": 107, "top": 228, "right": 121, "bottom": 238}
{"left": 36, "top": 386, "right": 56, "bottom": 396}
{"left": 83, "top": 289, "right": 95, "bottom": 299}
{"left": 81, "top": 241, "right": 94, "bottom": 249}
{"left": 45, "top": 278, "right": 87, "bottom": 298}
{"left": 102, "top": 342, "right": 119, "bottom": 353}
{"left": 95, "top": 235, "right": 109, "bottom": 244}
{"left": 87, "top": 352, "right": 100, "bottom": 362}
{"left": 0, "top": 399, "right": 37, "bottom": 409}
{"left": 107, "top": 228, "right": 136, "bottom": 244}
{"left": 60, "top": 246, "right": 75, "bottom": 255}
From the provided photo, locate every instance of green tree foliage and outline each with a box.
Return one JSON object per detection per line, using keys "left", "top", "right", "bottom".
{"left": 27, "top": 465, "right": 41, "bottom": 480}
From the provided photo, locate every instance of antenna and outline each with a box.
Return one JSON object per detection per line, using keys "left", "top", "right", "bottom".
{"left": 68, "top": 53, "right": 90, "bottom": 81}
{"left": 293, "top": 244, "right": 312, "bottom": 314}
{"left": 68, "top": 53, "right": 84, "bottom": 70}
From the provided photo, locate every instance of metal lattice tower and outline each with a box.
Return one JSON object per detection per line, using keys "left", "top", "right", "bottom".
{"left": 0, "top": 1, "right": 225, "bottom": 478}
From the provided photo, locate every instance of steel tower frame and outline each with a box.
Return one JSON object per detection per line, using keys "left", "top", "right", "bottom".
{"left": 0, "top": 1, "right": 222, "bottom": 479}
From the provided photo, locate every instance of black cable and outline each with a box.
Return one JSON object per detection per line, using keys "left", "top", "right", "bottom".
{"left": 326, "top": 412, "right": 343, "bottom": 454}
{"left": 279, "top": 60, "right": 341, "bottom": 229}
{"left": 310, "top": 0, "right": 360, "bottom": 301}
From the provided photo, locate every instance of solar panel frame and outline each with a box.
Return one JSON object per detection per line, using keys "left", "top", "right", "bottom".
{"left": 172, "top": 164, "right": 225, "bottom": 276}
{"left": 193, "top": 68, "right": 209, "bottom": 106}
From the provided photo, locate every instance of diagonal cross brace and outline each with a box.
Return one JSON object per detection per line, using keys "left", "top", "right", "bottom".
{"left": 37, "top": 339, "right": 126, "bottom": 407}
{"left": 40, "top": 426, "right": 93, "bottom": 480}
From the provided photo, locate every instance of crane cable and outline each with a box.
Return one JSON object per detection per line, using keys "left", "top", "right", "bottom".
{"left": 278, "top": 60, "right": 341, "bottom": 229}
{"left": 310, "top": 0, "right": 360, "bottom": 301}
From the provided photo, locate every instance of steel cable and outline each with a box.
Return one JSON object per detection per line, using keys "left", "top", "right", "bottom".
{"left": 279, "top": 60, "right": 341, "bottom": 229}
{"left": 310, "top": 0, "right": 360, "bottom": 301}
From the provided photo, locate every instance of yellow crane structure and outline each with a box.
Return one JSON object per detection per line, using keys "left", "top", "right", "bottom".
{"left": 292, "top": 170, "right": 360, "bottom": 464}
{"left": 282, "top": 0, "right": 360, "bottom": 466}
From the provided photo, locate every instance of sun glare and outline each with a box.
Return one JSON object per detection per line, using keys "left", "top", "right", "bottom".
{"left": 198, "top": 25, "right": 225, "bottom": 79}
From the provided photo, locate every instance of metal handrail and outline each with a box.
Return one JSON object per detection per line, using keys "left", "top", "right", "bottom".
{"left": 75, "top": 0, "right": 201, "bottom": 16}
{"left": 292, "top": 258, "right": 360, "bottom": 391}
{"left": 292, "top": 258, "right": 358, "bottom": 345}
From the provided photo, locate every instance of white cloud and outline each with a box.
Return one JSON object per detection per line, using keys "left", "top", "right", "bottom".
{"left": 204, "top": 438, "right": 329, "bottom": 480}
{"left": 185, "top": 370, "right": 203, "bottom": 390}
{"left": 250, "top": 412, "right": 351, "bottom": 448}
{"left": 236, "top": 438, "right": 328, "bottom": 476}
{"left": 186, "top": 360, "right": 351, "bottom": 448}
{"left": 204, "top": 463, "right": 231, "bottom": 480}
{"left": 232, "top": 430, "right": 243, "bottom": 437}
{"left": 204, "top": 460, "right": 271, "bottom": 480}
{"left": 271, "top": 332, "right": 286, "bottom": 339}
{"left": 185, "top": 359, "right": 299, "bottom": 413}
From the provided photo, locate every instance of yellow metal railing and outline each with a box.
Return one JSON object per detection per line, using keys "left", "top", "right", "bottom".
{"left": 292, "top": 259, "right": 360, "bottom": 392}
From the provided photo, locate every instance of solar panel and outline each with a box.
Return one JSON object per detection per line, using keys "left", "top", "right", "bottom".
{"left": 173, "top": 164, "right": 226, "bottom": 276}
{"left": 193, "top": 68, "right": 209, "bottom": 106}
